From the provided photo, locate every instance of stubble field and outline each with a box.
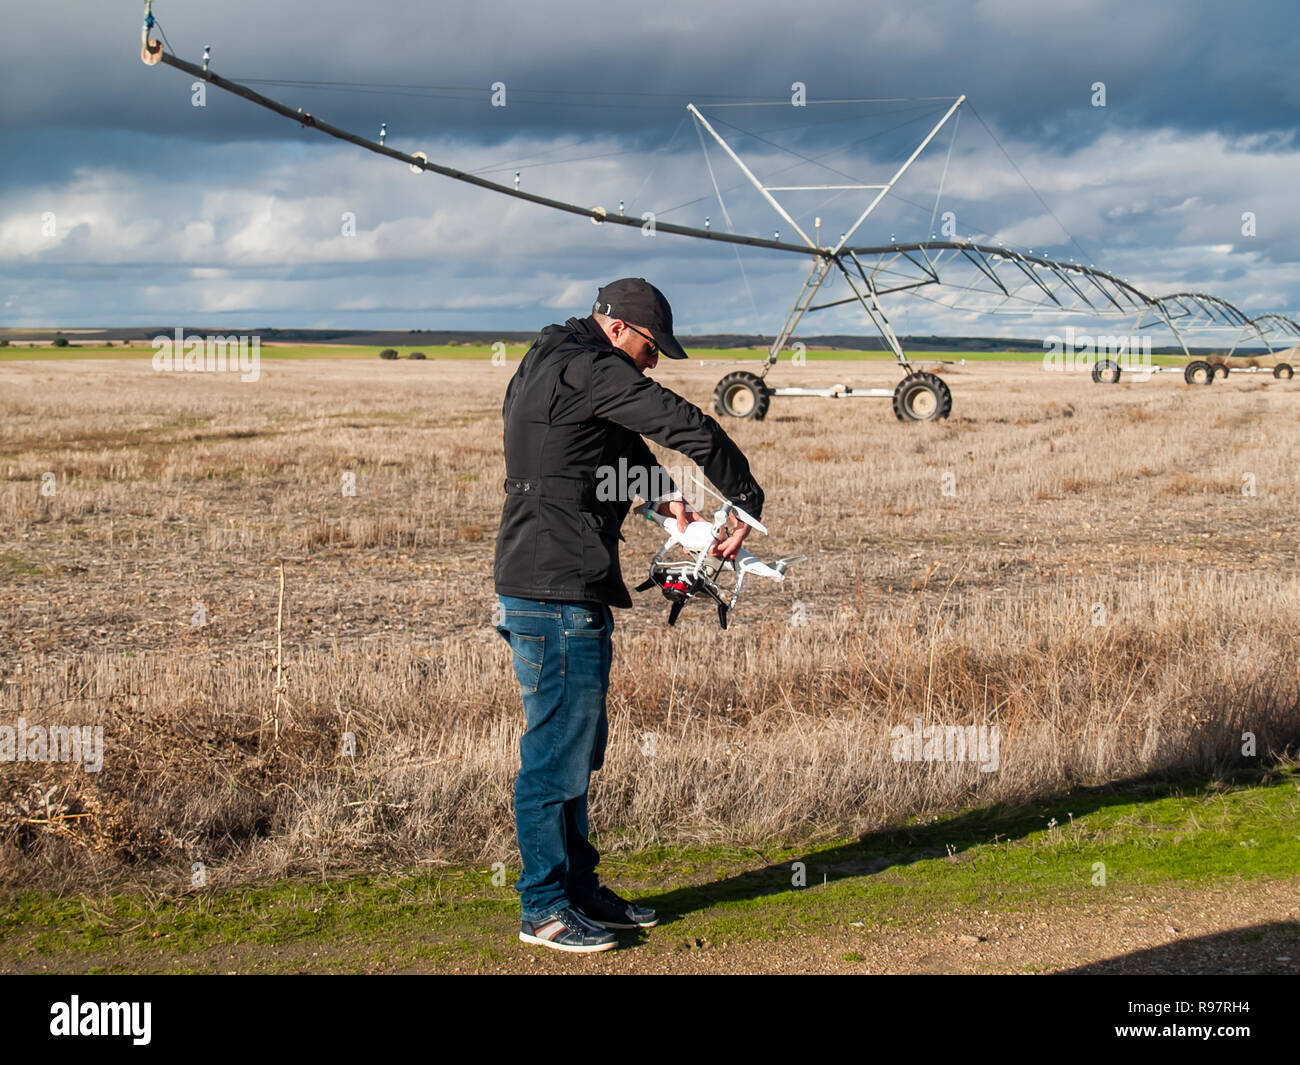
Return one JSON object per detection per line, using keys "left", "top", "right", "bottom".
{"left": 2, "top": 352, "right": 1298, "bottom": 901}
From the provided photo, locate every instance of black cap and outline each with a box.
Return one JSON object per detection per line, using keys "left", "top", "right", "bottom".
{"left": 593, "top": 278, "right": 688, "bottom": 359}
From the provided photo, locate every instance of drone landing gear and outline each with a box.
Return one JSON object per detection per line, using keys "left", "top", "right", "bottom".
{"left": 636, "top": 572, "right": 730, "bottom": 628}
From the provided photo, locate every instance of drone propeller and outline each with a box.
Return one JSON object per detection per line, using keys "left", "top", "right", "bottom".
{"left": 681, "top": 472, "right": 767, "bottom": 535}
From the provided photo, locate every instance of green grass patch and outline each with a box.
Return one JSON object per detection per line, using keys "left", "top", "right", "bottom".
{"left": 2, "top": 765, "right": 1295, "bottom": 971}
{"left": 0, "top": 551, "right": 43, "bottom": 576}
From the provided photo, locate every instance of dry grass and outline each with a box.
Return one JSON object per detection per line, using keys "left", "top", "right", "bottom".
{"left": 1, "top": 356, "right": 1298, "bottom": 894}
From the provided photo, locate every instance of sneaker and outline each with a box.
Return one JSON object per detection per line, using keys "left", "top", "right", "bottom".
{"left": 519, "top": 907, "right": 617, "bottom": 953}
{"left": 574, "top": 885, "right": 659, "bottom": 930}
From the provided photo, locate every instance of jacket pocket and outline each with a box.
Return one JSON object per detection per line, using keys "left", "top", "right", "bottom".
{"left": 577, "top": 508, "right": 623, "bottom": 589}
{"left": 579, "top": 507, "right": 625, "bottom": 542}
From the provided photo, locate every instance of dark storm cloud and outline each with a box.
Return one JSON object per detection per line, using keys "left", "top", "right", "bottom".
{"left": 2, "top": 0, "right": 1298, "bottom": 332}
{"left": 2, "top": 0, "right": 1297, "bottom": 147}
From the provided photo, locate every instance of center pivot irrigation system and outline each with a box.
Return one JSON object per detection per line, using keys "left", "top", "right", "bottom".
{"left": 139, "top": 4, "right": 1298, "bottom": 425}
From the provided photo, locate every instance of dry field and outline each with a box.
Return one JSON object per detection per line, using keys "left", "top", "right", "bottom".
{"left": 1, "top": 355, "right": 1298, "bottom": 894}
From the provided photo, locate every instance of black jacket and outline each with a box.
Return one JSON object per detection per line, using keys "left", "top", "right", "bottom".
{"left": 493, "top": 315, "right": 764, "bottom": 608}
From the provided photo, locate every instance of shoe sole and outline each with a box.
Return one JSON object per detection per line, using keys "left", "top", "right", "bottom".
{"left": 519, "top": 931, "right": 617, "bottom": 953}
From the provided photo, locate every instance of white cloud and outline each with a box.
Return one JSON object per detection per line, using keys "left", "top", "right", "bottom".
{"left": 3, "top": 106, "right": 1300, "bottom": 334}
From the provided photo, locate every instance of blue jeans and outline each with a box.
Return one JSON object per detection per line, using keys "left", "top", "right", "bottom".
{"left": 495, "top": 595, "right": 613, "bottom": 919}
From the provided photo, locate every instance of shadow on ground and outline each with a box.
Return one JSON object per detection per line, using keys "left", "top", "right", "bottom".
{"left": 629, "top": 768, "right": 1279, "bottom": 932}
{"left": 1059, "top": 922, "right": 1300, "bottom": 974}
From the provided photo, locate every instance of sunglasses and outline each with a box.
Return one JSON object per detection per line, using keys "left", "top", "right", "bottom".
{"left": 625, "top": 323, "right": 659, "bottom": 357}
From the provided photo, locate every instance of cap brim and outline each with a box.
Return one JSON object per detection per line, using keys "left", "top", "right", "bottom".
{"left": 654, "top": 330, "right": 688, "bottom": 359}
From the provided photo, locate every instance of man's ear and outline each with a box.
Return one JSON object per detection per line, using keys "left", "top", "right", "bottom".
{"left": 594, "top": 315, "right": 619, "bottom": 347}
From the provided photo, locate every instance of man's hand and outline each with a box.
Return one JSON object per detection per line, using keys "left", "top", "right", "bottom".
{"left": 655, "top": 498, "right": 708, "bottom": 533}
{"left": 709, "top": 516, "right": 752, "bottom": 561}
{"left": 654, "top": 499, "right": 751, "bottom": 561}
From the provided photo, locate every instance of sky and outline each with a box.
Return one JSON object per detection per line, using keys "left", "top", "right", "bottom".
{"left": 2, "top": 0, "right": 1298, "bottom": 341}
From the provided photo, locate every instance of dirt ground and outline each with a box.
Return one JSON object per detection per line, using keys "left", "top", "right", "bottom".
{"left": 462, "top": 877, "right": 1300, "bottom": 975}
{"left": 6, "top": 874, "right": 1296, "bottom": 975}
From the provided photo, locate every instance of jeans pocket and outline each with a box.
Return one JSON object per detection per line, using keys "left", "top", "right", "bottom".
{"left": 564, "top": 603, "right": 609, "bottom": 637}
{"left": 509, "top": 633, "right": 545, "bottom": 694}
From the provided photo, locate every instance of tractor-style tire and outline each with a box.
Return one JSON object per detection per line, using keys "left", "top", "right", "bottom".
{"left": 892, "top": 371, "right": 953, "bottom": 422}
{"left": 1184, "top": 360, "right": 1214, "bottom": 385}
{"left": 1092, "top": 359, "right": 1122, "bottom": 384}
{"left": 1273, "top": 362, "right": 1294, "bottom": 380}
{"left": 1211, "top": 362, "right": 1229, "bottom": 379}
{"left": 713, "top": 371, "right": 771, "bottom": 420}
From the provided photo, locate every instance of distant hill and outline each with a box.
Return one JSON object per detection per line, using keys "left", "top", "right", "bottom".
{"left": 0, "top": 326, "right": 1262, "bottom": 356}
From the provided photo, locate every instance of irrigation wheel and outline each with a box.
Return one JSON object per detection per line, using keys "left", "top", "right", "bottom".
{"left": 1273, "top": 362, "right": 1294, "bottom": 380}
{"left": 712, "top": 371, "right": 771, "bottom": 420}
{"left": 1184, "top": 360, "right": 1214, "bottom": 385}
{"left": 1092, "top": 359, "right": 1122, "bottom": 384}
{"left": 1211, "top": 362, "right": 1230, "bottom": 379}
{"left": 892, "top": 371, "right": 953, "bottom": 422}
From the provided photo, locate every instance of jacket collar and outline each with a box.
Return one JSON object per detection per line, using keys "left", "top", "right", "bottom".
{"left": 566, "top": 315, "right": 611, "bottom": 348}
{"left": 566, "top": 314, "right": 639, "bottom": 369}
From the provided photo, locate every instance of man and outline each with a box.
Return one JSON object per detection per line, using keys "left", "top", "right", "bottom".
{"left": 493, "top": 277, "right": 765, "bottom": 953}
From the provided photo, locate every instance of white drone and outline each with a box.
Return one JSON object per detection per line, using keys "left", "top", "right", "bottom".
{"left": 633, "top": 476, "right": 803, "bottom": 628}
